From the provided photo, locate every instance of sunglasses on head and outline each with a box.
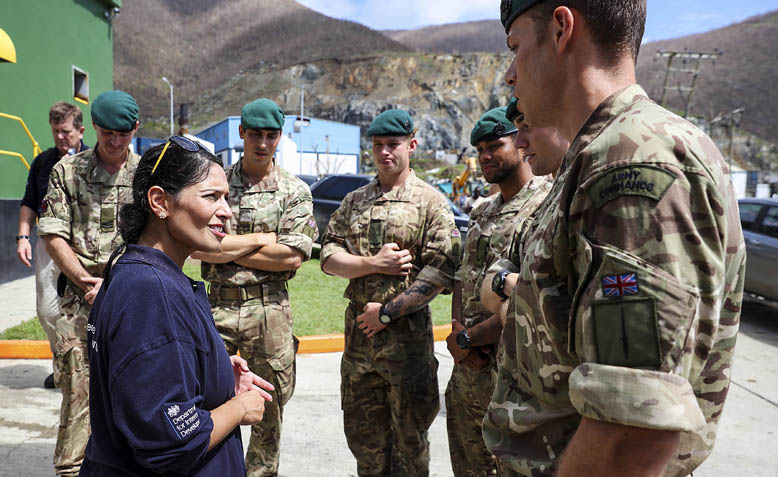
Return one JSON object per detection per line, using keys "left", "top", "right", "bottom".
{"left": 151, "top": 135, "right": 205, "bottom": 175}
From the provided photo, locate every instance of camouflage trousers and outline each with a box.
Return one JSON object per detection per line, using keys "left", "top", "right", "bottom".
{"left": 341, "top": 304, "right": 440, "bottom": 476}
{"left": 210, "top": 286, "right": 296, "bottom": 477}
{"left": 52, "top": 285, "right": 91, "bottom": 476}
{"left": 445, "top": 362, "right": 500, "bottom": 477}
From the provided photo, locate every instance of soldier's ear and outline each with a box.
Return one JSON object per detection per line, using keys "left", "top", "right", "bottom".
{"left": 147, "top": 185, "right": 169, "bottom": 219}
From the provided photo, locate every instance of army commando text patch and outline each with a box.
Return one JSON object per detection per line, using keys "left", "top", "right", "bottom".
{"left": 587, "top": 165, "right": 676, "bottom": 209}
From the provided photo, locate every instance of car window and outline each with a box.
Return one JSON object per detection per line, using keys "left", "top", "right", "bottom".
{"left": 760, "top": 206, "right": 778, "bottom": 239}
{"left": 739, "top": 203, "right": 763, "bottom": 231}
{"left": 313, "top": 176, "right": 370, "bottom": 201}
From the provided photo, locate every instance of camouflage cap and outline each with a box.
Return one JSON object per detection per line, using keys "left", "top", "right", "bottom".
{"left": 500, "top": 0, "right": 544, "bottom": 33}
{"left": 470, "top": 106, "right": 517, "bottom": 146}
{"left": 241, "top": 98, "right": 285, "bottom": 130}
{"left": 505, "top": 97, "right": 524, "bottom": 123}
{"left": 91, "top": 90, "right": 138, "bottom": 132}
{"left": 367, "top": 109, "right": 414, "bottom": 137}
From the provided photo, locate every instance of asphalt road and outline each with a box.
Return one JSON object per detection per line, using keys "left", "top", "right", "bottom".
{"left": 1, "top": 305, "right": 777, "bottom": 476}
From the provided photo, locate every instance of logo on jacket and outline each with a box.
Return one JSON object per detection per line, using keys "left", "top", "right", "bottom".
{"left": 167, "top": 405, "right": 180, "bottom": 417}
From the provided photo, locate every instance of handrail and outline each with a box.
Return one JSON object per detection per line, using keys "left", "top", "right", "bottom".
{"left": 0, "top": 149, "right": 30, "bottom": 170}
{"left": 0, "top": 112, "right": 42, "bottom": 159}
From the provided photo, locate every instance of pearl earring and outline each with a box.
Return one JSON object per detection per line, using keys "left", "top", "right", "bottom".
{"left": 159, "top": 212, "right": 167, "bottom": 219}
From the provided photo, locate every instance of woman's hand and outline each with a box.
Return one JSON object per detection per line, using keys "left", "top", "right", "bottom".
{"left": 230, "top": 355, "right": 274, "bottom": 401}
{"left": 233, "top": 390, "right": 267, "bottom": 426}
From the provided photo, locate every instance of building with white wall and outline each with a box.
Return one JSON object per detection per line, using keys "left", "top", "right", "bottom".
{"left": 194, "top": 115, "right": 360, "bottom": 176}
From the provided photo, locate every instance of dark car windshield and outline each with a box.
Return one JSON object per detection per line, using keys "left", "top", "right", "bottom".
{"left": 312, "top": 176, "right": 371, "bottom": 201}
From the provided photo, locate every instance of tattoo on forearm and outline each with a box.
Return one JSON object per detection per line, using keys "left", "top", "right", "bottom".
{"left": 386, "top": 280, "right": 441, "bottom": 318}
{"left": 385, "top": 298, "right": 404, "bottom": 317}
{"left": 408, "top": 282, "right": 435, "bottom": 296}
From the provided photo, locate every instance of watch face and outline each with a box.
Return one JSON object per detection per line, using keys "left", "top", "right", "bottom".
{"left": 379, "top": 314, "right": 392, "bottom": 325}
{"left": 456, "top": 330, "right": 469, "bottom": 349}
{"left": 492, "top": 271, "right": 504, "bottom": 292}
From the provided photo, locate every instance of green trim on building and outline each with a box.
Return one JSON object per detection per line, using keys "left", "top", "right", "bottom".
{"left": 0, "top": 0, "right": 116, "bottom": 198}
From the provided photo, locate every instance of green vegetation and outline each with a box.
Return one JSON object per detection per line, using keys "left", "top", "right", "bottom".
{"left": 0, "top": 317, "right": 47, "bottom": 340}
{"left": 182, "top": 259, "right": 453, "bottom": 336}
{"left": 2, "top": 260, "right": 452, "bottom": 340}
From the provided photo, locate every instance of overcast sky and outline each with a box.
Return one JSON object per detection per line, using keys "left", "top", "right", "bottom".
{"left": 296, "top": 0, "right": 776, "bottom": 43}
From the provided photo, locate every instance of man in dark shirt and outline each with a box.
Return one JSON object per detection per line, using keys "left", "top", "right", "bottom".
{"left": 16, "top": 101, "right": 89, "bottom": 388}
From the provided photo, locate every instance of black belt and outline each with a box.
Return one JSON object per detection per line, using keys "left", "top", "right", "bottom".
{"left": 209, "top": 282, "right": 286, "bottom": 302}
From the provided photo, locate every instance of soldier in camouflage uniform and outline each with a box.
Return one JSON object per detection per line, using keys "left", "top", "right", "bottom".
{"left": 38, "top": 90, "right": 141, "bottom": 476}
{"left": 478, "top": 2, "right": 747, "bottom": 475}
{"left": 321, "top": 109, "right": 460, "bottom": 476}
{"left": 195, "top": 98, "right": 316, "bottom": 477}
{"left": 444, "top": 105, "right": 551, "bottom": 477}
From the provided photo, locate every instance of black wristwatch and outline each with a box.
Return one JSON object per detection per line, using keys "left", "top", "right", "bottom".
{"left": 15, "top": 235, "right": 30, "bottom": 242}
{"left": 491, "top": 269, "right": 511, "bottom": 300}
{"left": 455, "top": 329, "right": 471, "bottom": 349}
{"left": 379, "top": 305, "right": 393, "bottom": 325}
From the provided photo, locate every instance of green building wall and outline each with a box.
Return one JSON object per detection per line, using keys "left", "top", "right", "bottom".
{"left": 0, "top": 0, "right": 121, "bottom": 198}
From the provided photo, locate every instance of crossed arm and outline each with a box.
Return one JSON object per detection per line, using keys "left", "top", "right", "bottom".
{"left": 193, "top": 232, "right": 303, "bottom": 272}
{"left": 322, "top": 243, "right": 443, "bottom": 337}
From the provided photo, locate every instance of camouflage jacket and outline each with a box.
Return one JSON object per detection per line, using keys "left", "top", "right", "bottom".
{"left": 202, "top": 161, "right": 316, "bottom": 287}
{"left": 456, "top": 177, "right": 551, "bottom": 328}
{"left": 321, "top": 170, "right": 460, "bottom": 305}
{"left": 483, "top": 85, "right": 746, "bottom": 476}
{"left": 37, "top": 147, "right": 140, "bottom": 276}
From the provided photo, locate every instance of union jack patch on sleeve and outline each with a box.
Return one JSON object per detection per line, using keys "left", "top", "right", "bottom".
{"left": 601, "top": 273, "right": 638, "bottom": 298}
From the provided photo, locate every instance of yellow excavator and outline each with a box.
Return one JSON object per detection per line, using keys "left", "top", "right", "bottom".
{"left": 452, "top": 155, "right": 479, "bottom": 202}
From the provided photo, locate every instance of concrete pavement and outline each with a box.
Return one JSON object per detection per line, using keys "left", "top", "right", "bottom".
{"left": 1, "top": 276, "right": 778, "bottom": 475}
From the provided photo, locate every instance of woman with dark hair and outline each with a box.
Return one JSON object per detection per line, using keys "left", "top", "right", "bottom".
{"left": 81, "top": 137, "right": 274, "bottom": 476}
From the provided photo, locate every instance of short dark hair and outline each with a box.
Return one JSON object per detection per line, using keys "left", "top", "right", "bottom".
{"left": 49, "top": 101, "right": 83, "bottom": 129}
{"left": 528, "top": 0, "right": 646, "bottom": 64}
{"left": 118, "top": 141, "right": 222, "bottom": 245}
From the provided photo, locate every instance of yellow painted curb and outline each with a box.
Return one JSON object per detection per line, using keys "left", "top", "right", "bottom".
{"left": 0, "top": 325, "right": 453, "bottom": 359}
{"left": 0, "top": 340, "right": 52, "bottom": 359}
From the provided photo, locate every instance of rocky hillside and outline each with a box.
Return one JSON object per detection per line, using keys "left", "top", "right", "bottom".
{"left": 113, "top": 0, "right": 409, "bottom": 119}
{"left": 635, "top": 10, "right": 778, "bottom": 146}
{"left": 113, "top": 2, "right": 777, "bottom": 168}
{"left": 383, "top": 20, "right": 505, "bottom": 54}
{"left": 382, "top": 12, "right": 778, "bottom": 148}
{"left": 194, "top": 52, "right": 513, "bottom": 152}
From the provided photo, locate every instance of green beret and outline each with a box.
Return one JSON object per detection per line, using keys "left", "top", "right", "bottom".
{"left": 505, "top": 97, "right": 524, "bottom": 123}
{"left": 367, "top": 109, "right": 414, "bottom": 137}
{"left": 500, "top": 0, "right": 544, "bottom": 33}
{"left": 470, "top": 106, "right": 517, "bottom": 146}
{"left": 241, "top": 98, "right": 285, "bottom": 130}
{"left": 91, "top": 90, "right": 138, "bottom": 132}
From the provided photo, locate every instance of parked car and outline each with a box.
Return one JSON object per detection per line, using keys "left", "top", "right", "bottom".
{"left": 310, "top": 174, "right": 469, "bottom": 243}
{"left": 296, "top": 174, "right": 319, "bottom": 187}
{"left": 739, "top": 197, "right": 778, "bottom": 302}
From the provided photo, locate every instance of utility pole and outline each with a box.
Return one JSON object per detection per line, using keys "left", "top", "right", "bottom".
{"left": 710, "top": 108, "right": 745, "bottom": 169}
{"left": 161, "top": 77, "right": 174, "bottom": 137}
{"left": 299, "top": 85, "right": 305, "bottom": 171}
{"left": 655, "top": 49, "right": 720, "bottom": 118}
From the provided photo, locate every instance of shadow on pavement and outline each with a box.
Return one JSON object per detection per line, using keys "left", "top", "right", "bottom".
{"left": 0, "top": 362, "right": 56, "bottom": 390}
{"left": 739, "top": 300, "right": 778, "bottom": 347}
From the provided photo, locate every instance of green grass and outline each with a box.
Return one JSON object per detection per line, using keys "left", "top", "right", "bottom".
{"left": 0, "top": 317, "right": 47, "bottom": 340}
{"left": 2, "top": 259, "right": 451, "bottom": 340}
{"left": 182, "top": 259, "right": 452, "bottom": 335}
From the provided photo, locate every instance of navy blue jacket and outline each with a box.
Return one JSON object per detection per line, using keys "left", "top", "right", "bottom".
{"left": 82, "top": 245, "right": 245, "bottom": 476}
{"left": 21, "top": 142, "right": 89, "bottom": 217}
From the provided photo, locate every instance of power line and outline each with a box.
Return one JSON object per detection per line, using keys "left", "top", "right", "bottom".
{"left": 655, "top": 49, "right": 721, "bottom": 118}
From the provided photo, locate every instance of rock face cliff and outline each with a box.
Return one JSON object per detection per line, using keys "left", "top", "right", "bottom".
{"left": 192, "top": 52, "right": 514, "bottom": 152}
